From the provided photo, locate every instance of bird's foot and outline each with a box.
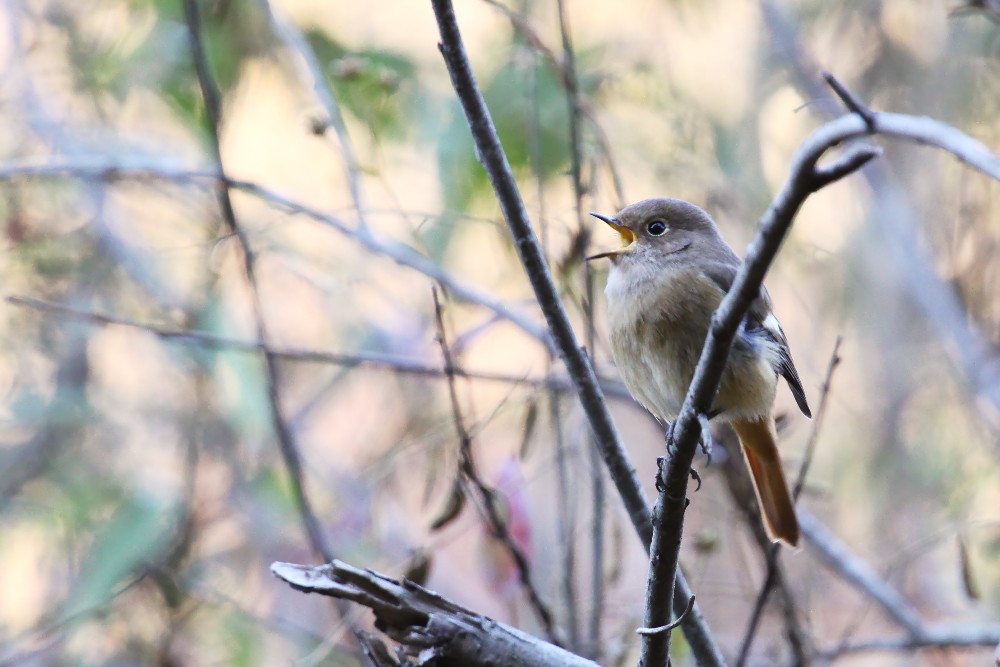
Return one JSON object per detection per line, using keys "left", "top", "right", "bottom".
{"left": 698, "top": 414, "right": 713, "bottom": 465}
{"left": 664, "top": 421, "right": 677, "bottom": 459}
{"left": 689, "top": 467, "right": 702, "bottom": 492}
{"left": 656, "top": 456, "right": 703, "bottom": 493}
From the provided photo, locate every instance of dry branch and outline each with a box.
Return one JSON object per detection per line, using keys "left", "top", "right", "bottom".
{"left": 429, "top": 1, "right": 726, "bottom": 663}
{"left": 182, "top": 0, "right": 332, "bottom": 563}
{"left": 641, "top": 76, "right": 1000, "bottom": 664}
{"left": 640, "top": 122, "right": 878, "bottom": 667}
{"left": 0, "top": 158, "right": 549, "bottom": 345}
{"left": 5, "top": 295, "right": 632, "bottom": 398}
{"left": 270, "top": 560, "right": 598, "bottom": 667}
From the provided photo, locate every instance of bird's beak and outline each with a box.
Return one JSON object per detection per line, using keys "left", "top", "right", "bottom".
{"left": 586, "top": 212, "right": 635, "bottom": 260}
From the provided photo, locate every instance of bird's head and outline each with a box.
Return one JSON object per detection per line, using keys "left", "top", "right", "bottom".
{"left": 587, "top": 198, "right": 721, "bottom": 265}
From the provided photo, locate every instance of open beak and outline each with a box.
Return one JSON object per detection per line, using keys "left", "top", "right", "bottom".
{"left": 586, "top": 212, "right": 635, "bottom": 260}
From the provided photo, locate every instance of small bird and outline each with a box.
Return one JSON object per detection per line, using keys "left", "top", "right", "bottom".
{"left": 588, "top": 198, "right": 810, "bottom": 546}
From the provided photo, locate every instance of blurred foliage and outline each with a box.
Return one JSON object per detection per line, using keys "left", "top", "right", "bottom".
{"left": 0, "top": 0, "right": 999, "bottom": 665}
{"left": 439, "top": 57, "right": 571, "bottom": 211}
{"left": 305, "top": 29, "right": 419, "bottom": 142}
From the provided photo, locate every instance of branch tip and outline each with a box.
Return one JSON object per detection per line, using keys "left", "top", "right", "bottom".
{"left": 636, "top": 595, "right": 696, "bottom": 635}
{"left": 813, "top": 144, "right": 881, "bottom": 188}
{"left": 822, "top": 72, "right": 877, "bottom": 132}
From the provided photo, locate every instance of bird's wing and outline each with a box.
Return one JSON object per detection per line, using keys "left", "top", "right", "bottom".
{"left": 701, "top": 262, "right": 812, "bottom": 418}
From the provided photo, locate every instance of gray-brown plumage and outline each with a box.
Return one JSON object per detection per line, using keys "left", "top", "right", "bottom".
{"left": 589, "top": 198, "right": 809, "bottom": 546}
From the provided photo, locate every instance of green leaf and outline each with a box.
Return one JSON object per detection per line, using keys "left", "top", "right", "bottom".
{"left": 61, "top": 496, "right": 172, "bottom": 620}
{"left": 304, "top": 29, "right": 419, "bottom": 141}
{"left": 437, "top": 56, "right": 570, "bottom": 211}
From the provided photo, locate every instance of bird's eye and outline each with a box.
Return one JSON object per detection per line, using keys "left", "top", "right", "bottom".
{"left": 647, "top": 220, "right": 668, "bottom": 236}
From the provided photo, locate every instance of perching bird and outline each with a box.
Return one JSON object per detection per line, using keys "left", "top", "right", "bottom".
{"left": 589, "top": 198, "right": 810, "bottom": 546}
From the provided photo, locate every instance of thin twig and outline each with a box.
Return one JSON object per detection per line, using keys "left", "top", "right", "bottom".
{"left": 636, "top": 595, "right": 695, "bottom": 636}
{"left": 735, "top": 337, "right": 842, "bottom": 666}
{"left": 182, "top": 0, "right": 332, "bottom": 563}
{"left": 822, "top": 72, "right": 876, "bottom": 131}
{"left": 431, "top": 288, "right": 563, "bottom": 646}
{"left": 429, "top": 2, "right": 726, "bottom": 663}
{"left": 554, "top": 1, "right": 606, "bottom": 655}
{"left": 639, "top": 139, "right": 877, "bottom": 666}
{"left": 799, "top": 509, "right": 925, "bottom": 635}
{"left": 260, "top": 0, "right": 366, "bottom": 224}
{"left": 642, "top": 72, "right": 1000, "bottom": 661}
{"left": 4, "top": 295, "right": 627, "bottom": 395}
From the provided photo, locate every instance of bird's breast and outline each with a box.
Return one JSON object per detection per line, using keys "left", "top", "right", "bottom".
{"left": 605, "top": 266, "right": 721, "bottom": 420}
{"left": 604, "top": 265, "right": 777, "bottom": 421}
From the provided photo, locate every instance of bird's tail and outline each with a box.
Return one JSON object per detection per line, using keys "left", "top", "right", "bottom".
{"left": 731, "top": 417, "right": 800, "bottom": 547}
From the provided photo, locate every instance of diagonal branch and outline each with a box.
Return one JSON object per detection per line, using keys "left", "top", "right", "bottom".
{"left": 431, "top": 288, "right": 563, "bottom": 645}
{"left": 271, "top": 560, "right": 598, "bottom": 666}
{"left": 0, "top": 159, "right": 548, "bottom": 345}
{"left": 639, "top": 135, "right": 878, "bottom": 667}
{"left": 642, "top": 75, "right": 1000, "bottom": 664}
{"left": 182, "top": 0, "right": 332, "bottom": 563}
{"left": 428, "top": 1, "right": 726, "bottom": 663}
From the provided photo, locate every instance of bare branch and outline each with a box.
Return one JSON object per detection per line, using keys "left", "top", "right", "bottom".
{"left": 0, "top": 159, "right": 548, "bottom": 345}
{"left": 799, "top": 509, "right": 925, "bottom": 635}
{"left": 270, "top": 560, "right": 599, "bottom": 667}
{"left": 429, "top": 1, "right": 726, "bottom": 663}
{"left": 431, "top": 289, "right": 563, "bottom": 646}
{"left": 640, "top": 92, "right": 1000, "bottom": 663}
{"left": 4, "top": 295, "right": 614, "bottom": 394}
{"left": 182, "top": 0, "right": 333, "bottom": 564}
{"left": 735, "top": 337, "right": 842, "bottom": 666}
{"left": 822, "top": 72, "right": 876, "bottom": 131}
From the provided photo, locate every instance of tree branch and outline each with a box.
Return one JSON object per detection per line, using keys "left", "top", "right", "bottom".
{"left": 0, "top": 159, "right": 548, "bottom": 345}
{"left": 432, "top": 289, "right": 562, "bottom": 645}
{"left": 4, "top": 294, "right": 629, "bottom": 396}
{"left": 429, "top": 1, "right": 726, "bottom": 663}
{"left": 641, "top": 74, "right": 1000, "bottom": 662}
{"left": 270, "top": 560, "right": 599, "bottom": 667}
{"left": 735, "top": 337, "right": 842, "bottom": 665}
{"left": 182, "top": 0, "right": 333, "bottom": 563}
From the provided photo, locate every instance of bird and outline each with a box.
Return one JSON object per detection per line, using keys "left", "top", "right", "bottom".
{"left": 588, "top": 197, "right": 810, "bottom": 546}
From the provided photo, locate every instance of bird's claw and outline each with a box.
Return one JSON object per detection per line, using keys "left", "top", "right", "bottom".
{"left": 664, "top": 421, "right": 677, "bottom": 459}
{"left": 698, "top": 415, "right": 713, "bottom": 465}
{"left": 689, "top": 467, "right": 702, "bottom": 492}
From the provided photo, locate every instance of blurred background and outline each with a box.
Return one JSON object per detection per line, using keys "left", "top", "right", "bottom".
{"left": 1, "top": 0, "right": 999, "bottom": 664}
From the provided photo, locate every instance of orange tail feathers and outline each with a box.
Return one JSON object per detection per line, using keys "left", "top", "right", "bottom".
{"left": 731, "top": 417, "right": 800, "bottom": 547}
